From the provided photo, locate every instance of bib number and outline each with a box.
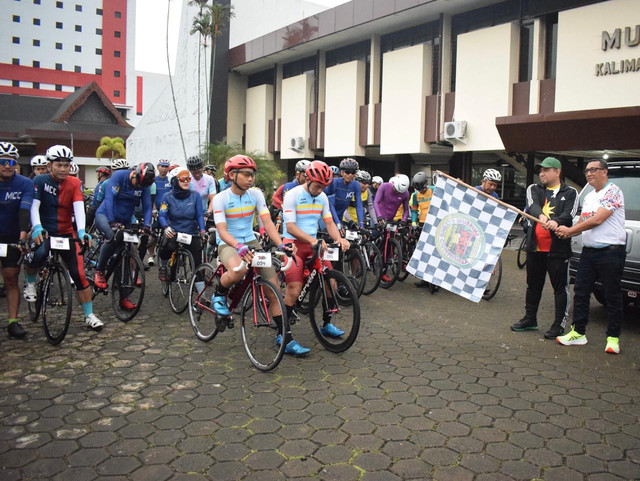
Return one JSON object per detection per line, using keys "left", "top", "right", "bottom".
{"left": 345, "top": 230, "right": 360, "bottom": 241}
{"left": 251, "top": 252, "right": 272, "bottom": 268}
{"left": 177, "top": 232, "right": 192, "bottom": 245}
{"left": 386, "top": 223, "right": 397, "bottom": 232}
{"left": 50, "top": 237, "right": 70, "bottom": 250}
{"left": 323, "top": 247, "right": 339, "bottom": 261}
{"left": 0, "top": 244, "right": 7, "bottom": 257}
{"left": 123, "top": 232, "right": 139, "bottom": 243}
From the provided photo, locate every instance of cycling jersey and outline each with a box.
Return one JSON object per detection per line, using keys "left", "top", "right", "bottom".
{"left": 325, "top": 178, "right": 364, "bottom": 228}
{"left": 154, "top": 175, "right": 172, "bottom": 210}
{"left": 344, "top": 188, "right": 377, "bottom": 226}
{"left": 474, "top": 185, "right": 499, "bottom": 200}
{"left": 282, "top": 184, "right": 333, "bottom": 240}
{"left": 96, "top": 169, "right": 152, "bottom": 226}
{"left": 158, "top": 188, "right": 204, "bottom": 235}
{"left": 218, "top": 177, "right": 231, "bottom": 192}
{"left": 410, "top": 188, "right": 433, "bottom": 223}
{"left": 212, "top": 188, "right": 269, "bottom": 245}
{"left": 91, "top": 179, "right": 108, "bottom": 208}
{"left": 374, "top": 182, "right": 410, "bottom": 222}
{"left": 0, "top": 173, "right": 34, "bottom": 239}
{"left": 32, "top": 174, "right": 84, "bottom": 235}
{"left": 271, "top": 180, "right": 301, "bottom": 210}
{"left": 190, "top": 173, "right": 217, "bottom": 211}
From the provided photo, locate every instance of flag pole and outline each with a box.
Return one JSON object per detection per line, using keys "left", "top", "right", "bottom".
{"left": 435, "top": 171, "right": 542, "bottom": 224}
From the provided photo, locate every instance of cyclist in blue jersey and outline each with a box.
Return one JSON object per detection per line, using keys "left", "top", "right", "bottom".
{"left": 0, "top": 142, "right": 33, "bottom": 338}
{"left": 324, "top": 158, "right": 365, "bottom": 230}
{"left": 86, "top": 166, "right": 111, "bottom": 230}
{"left": 187, "top": 156, "right": 217, "bottom": 217}
{"left": 92, "top": 158, "right": 130, "bottom": 210}
{"left": 29, "top": 155, "right": 49, "bottom": 179}
{"left": 210, "top": 155, "right": 291, "bottom": 333}
{"left": 146, "top": 159, "right": 172, "bottom": 267}
{"left": 93, "top": 163, "right": 155, "bottom": 306}
{"left": 282, "top": 161, "right": 351, "bottom": 355}
{"left": 475, "top": 169, "right": 501, "bottom": 199}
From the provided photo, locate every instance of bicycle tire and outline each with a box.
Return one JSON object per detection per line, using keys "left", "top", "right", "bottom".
{"left": 309, "top": 269, "right": 360, "bottom": 353}
{"left": 380, "top": 237, "right": 402, "bottom": 289}
{"left": 343, "top": 248, "right": 366, "bottom": 297}
{"left": 482, "top": 256, "right": 503, "bottom": 301}
{"left": 517, "top": 236, "right": 527, "bottom": 269}
{"left": 362, "top": 241, "right": 383, "bottom": 296}
{"left": 169, "top": 249, "right": 195, "bottom": 314}
{"left": 41, "top": 262, "right": 73, "bottom": 345}
{"left": 27, "top": 273, "right": 42, "bottom": 323}
{"left": 188, "top": 263, "right": 219, "bottom": 342}
{"left": 397, "top": 237, "right": 413, "bottom": 282}
{"left": 111, "top": 247, "right": 145, "bottom": 322}
{"left": 241, "top": 277, "right": 287, "bottom": 371}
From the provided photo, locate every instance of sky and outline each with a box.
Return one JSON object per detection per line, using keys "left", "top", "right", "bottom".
{"left": 135, "top": 0, "right": 348, "bottom": 74}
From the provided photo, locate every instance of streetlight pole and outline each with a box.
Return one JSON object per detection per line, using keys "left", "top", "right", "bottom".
{"left": 63, "top": 121, "right": 74, "bottom": 153}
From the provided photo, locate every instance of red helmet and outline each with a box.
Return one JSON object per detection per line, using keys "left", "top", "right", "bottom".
{"left": 306, "top": 160, "right": 333, "bottom": 186}
{"left": 224, "top": 155, "right": 256, "bottom": 181}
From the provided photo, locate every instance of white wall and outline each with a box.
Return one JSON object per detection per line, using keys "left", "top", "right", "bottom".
{"left": 453, "top": 22, "right": 519, "bottom": 152}
{"left": 245, "top": 83, "right": 273, "bottom": 155}
{"left": 280, "top": 74, "right": 313, "bottom": 160}
{"left": 555, "top": 0, "right": 640, "bottom": 112}
{"left": 227, "top": 73, "right": 248, "bottom": 145}
{"left": 324, "top": 60, "right": 365, "bottom": 158}
{"left": 380, "top": 44, "right": 432, "bottom": 155}
{"left": 129, "top": 70, "right": 169, "bottom": 127}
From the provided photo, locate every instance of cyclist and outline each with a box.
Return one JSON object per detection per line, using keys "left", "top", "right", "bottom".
{"left": 325, "top": 158, "right": 365, "bottom": 231}
{"left": 203, "top": 164, "right": 216, "bottom": 177}
{"left": 92, "top": 158, "right": 130, "bottom": 212}
{"left": 329, "top": 165, "right": 340, "bottom": 177}
{"left": 157, "top": 167, "right": 206, "bottom": 282}
{"left": 187, "top": 156, "right": 217, "bottom": 218}
{"left": 282, "top": 160, "right": 351, "bottom": 355}
{"left": 0, "top": 142, "right": 34, "bottom": 339}
{"left": 370, "top": 175, "right": 383, "bottom": 202}
{"left": 146, "top": 159, "right": 173, "bottom": 267}
{"left": 25, "top": 145, "right": 103, "bottom": 330}
{"left": 271, "top": 159, "right": 310, "bottom": 213}
{"left": 343, "top": 170, "right": 377, "bottom": 228}
{"left": 476, "top": 169, "right": 501, "bottom": 199}
{"left": 92, "top": 162, "right": 155, "bottom": 311}
{"left": 29, "top": 155, "right": 49, "bottom": 179}
{"left": 209, "top": 155, "right": 291, "bottom": 335}
{"left": 410, "top": 172, "right": 434, "bottom": 288}
{"left": 86, "top": 166, "right": 111, "bottom": 229}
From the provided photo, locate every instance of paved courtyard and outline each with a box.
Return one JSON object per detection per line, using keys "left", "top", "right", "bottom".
{"left": 1, "top": 249, "right": 640, "bottom": 481}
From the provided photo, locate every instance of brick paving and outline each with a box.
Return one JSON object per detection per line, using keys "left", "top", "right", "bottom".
{"left": 1, "top": 249, "right": 640, "bottom": 480}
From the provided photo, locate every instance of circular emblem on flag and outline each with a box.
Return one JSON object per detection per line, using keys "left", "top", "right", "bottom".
{"left": 435, "top": 213, "right": 485, "bottom": 269}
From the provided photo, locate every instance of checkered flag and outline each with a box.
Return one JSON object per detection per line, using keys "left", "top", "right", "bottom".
{"left": 407, "top": 175, "right": 517, "bottom": 303}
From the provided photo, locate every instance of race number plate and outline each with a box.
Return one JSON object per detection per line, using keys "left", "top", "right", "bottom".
{"left": 386, "top": 223, "right": 397, "bottom": 232}
{"left": 123, "top": 232, "right": 139, "bottom": 243}
{"left": 345, "top": 230, "right": 360, "bottom": 241}
{"left": 50, "top": 237, "right": 70, "bottom": 250}
{"left": 323, "top": 247, "right": 339, "bottom": 261}
{"left": 177, "top": 232, "right": 192, "bottom": 245}
{"left": 0, "top": 244, "right": 7, "bottom": 257}
{"left": 251, "top": 252, "right": 272, "bottom": 268}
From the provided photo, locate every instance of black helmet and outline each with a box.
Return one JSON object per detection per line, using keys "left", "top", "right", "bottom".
{"left": 134, "top": 162, "right": 156, "bottom": 188}
{"left": 412, "top": 171, "right": 428, "bottom": 190}
{"left": 355, "top": 170, "right": 371, "bottom": 183}
{"left": 186, "top": 156, "right": 204, "bottom": 171}
{"left": 204, "top": 164, "right": 216, "bottom": 175}
{"left": 339, "top": 158, "right": 359, "bottom": 171}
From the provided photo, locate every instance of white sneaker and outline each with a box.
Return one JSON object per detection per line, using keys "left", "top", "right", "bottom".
{"left": 147, "top": 257, "right": 155, "bottom": 267}
{"left": 85, "top": 313, "right": 104, "bottom": 330}
{"left": 23, "top": 283, "right": 37, "bottom": 303}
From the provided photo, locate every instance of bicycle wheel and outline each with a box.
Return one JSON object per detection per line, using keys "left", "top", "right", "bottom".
{"left": 397, "top": 238, "right": 413, "bottom": 282}
{"left": 41, "top": 263, "right": 73, "bottom": 345}
{"left": 188, "top": 263, "right": 219, "bottom": 342}
{"left": 111, "top": 248, "right": 145, "bottom": 322}
{"left": 309, "top": 269, "right": 360, "bottom": 353}
{"left": 517, "top": 237, "right": 527, "bottom": 269}
{"left": 380, "top": 237, "right": 402, "bottom": 289}
{"left": 241, "top": 278, "right": 287, "bottom": 371}
{"left": 169, "top": 249, "right": 195, "bottom": 314}
{"left": 342, "top": 248, "right": 366, "bottom": 298}
{"left": 27, "top": 274, "right": 42, "bottom": 323}
{"left": 482, "top": 256, "right": 503, "bottom": 301}
{"left": 362, "top": 241, "right": 383, "bottom": 296}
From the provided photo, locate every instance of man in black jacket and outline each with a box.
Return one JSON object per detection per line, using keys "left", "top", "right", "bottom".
{"left": 511, "top": 157, "right": 579, "bottom": 338}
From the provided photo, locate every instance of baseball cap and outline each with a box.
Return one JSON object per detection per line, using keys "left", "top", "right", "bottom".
{"left": 534, "top": 157, "right": 561, "bottom": 173}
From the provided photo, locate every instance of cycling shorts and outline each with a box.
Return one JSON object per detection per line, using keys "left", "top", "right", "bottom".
{"left": 29, "top": 235, "right": 89, "bottom": 290}
{"left": 283, "top": 239, "right": 332, "bottom": 284}
{"left": 218, "top": 238, "right": 276, "bottom": 280}
{"left": 0, "top": 236, "right": 22, "bottom": 269}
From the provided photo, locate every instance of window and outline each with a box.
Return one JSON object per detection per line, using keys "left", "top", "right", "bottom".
{"left": 12, "top": 58, "right": 19, "bottom": 65}
{"left": 33, "top": 18, "right": 40, "bottom": 25}
{"left": 248, "top": 69, "right": 275, "bottom": 88}
{"left": 13, "top": 15, "right": 20, "bottom": 22}
{"left": 114, "top": 31, "right": 121, "bottom": 38}
{"left": 56, "top": 21, "right": 63, "bottom": 29}
{"left": 55, "top": 63, "right": 62, "bottom": 70}
{"left": 95, "top": 68, "right": 102, "bottom": 74}
{"left": 33, "top": 60, "right": 40, "bottom": 67}
{"left": 74, "top": 45, "right": 81, "bottom": 52}
{"left": 545, "top": 13, "right": 558, "bottom": 79}
{"left": 12, "top": 80, "right": 19, "bottom": 88}
{"left": 519, "top": 21, "right": 534, "bottom": 82}
{"left": 75, "top": 4, "right": 81, "bottom": 11}
{"left": 115, "top": 11, "right": 121, "bottom": 18}
{"left": 55, "top": 85, "right": 62, "bottom": 91}
{"left": 74, "top": 66, "right": 81, "bottom": 73}
{"left": 96, "top": 8, "right": 102, "bottom": 15}
{"left": 283, "top": 56, "right": 316, "bottom": 79}
{"left": 95, "top": 28, "right": 102, "bottom": 35}
{"left": 56, "top": 1, "right": 63, "bottom": 7}
{"left": 95, "top": 48, "right": 102, "bottom": 55}
{"left": 75, "top": 25, "right": 81, "bottom": 32}
{"left": 114, "top": 51, "right": 121, "bottom": 58}
{"left": 33, "top": 82, "right": 39, "bottom": 89}
{"left": 12, "top": 37, "right": 20, "bottom": 44}
{"left": 55, "top": 42, "right": 62, "bottom": 50}
{"left": 114, "top": 90, "right": 120, "bottom": 97}
{"left": 33, "top": 39, "right": 40, "bottom": 46}
{"left": 114, "top": 70, "right": 121, "bottom": 77}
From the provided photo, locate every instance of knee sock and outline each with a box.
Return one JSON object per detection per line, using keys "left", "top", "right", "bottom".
{"left": 26, "top": 274, "right": 36, "bottom": 284}
{"left": 284, "top": 306, "right": 294, "bottom": 344}
{"left": 81, "top": 302, "right": 93, "bottom": 317}
{"left": 8, "top": 318, "right": 18, "bottom": 325}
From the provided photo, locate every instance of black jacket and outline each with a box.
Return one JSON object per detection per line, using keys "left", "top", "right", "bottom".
{"left": 525, "top": 182, "right": 579, "bottom": 258}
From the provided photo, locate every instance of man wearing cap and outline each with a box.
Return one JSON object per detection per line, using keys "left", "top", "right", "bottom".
{"left": 511, "top": 157, "right": 578, "bottom": 339}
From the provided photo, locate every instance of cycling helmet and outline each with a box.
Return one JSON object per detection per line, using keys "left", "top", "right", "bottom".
{"left": 69, "top": 162, "right": 79, "bottom": 175}
{"left": 330, "top": 165, "right": 340, "bottom": 175}
{"left": 224, "top": 155, "right": 257, "bottom": 181}
{"left": 96, "top": 166, "right": 111, "bottom": 177}
{"left": 339, "top": 158, "right": 359, "bottom": 171}
{"left": 305, "top": 160, "right": 333, "bottom": 186}
{"left": 157, "top": 159, "right": 170, "bottom": 167}
{"left": 371, "top": 176, "right": 383, "bottom": 185}
{"left": 186, "top": 155, "right": 204, "bottom": 171}
{"left": 0, "top": 142, "right": 19, "bottom": 159}
{"left": 483, "top": 168, "right": 502, "bottom": 182}
{"left": 355, "top": 170, "right": 371, "bottom": 184}
{"left": 390, "top": 174, "right": 410, "bottom": 193}
{"left": 295, "top": 159, "right": 311, "bottom": 173}
{"left": 46, "top": 145, "right": 73, "bottom": 162}
{"left": 412, "top": 171, "right": 429, "bottom": 190}
{"left": 169, "top": 163, "right": 180, "bottom": 171}
{"left": 111, "top": 158, "right": 130, "bottom": 170}
{"left": 203, "top": 164, "right": 216, "bottom": 175}
{"left": 30, "top": 155, "right": 48, "bottom": 166}
{"left": 134, "top": 162, "right": 156, "bottom": 187}
{"left": 168, "top": 168, "right": 190, "bottom": 186}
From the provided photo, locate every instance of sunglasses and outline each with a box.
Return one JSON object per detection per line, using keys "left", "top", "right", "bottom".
{"left": 236, "top": 170, "right": 256, "bottom": 178}
{"left": 584, "top": 167, "right": 604, "bottom": 174}
{"left": 177, "top": 176, "right": 191, "bottom": 182}
{"left": 0, "top": 159, "right": 17, "bottom": 167}
{"left": 342, "top": 170, "right": 357, "bottom": 175}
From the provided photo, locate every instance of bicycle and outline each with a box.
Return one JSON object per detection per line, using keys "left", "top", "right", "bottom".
{"left": 482, "top": 234, "right": 515, "bottom": 301}
{"left": 397, "top": 223, "right": 421, "bottom": 283}
{"left": 164, "top": 231, "right": 198, "bottom": 314}
{"left": 517, "top": 236, "right": 527, "bottom": 269}
{"left": 340, "top": 228, "right": 367, "bottom": 298}
{"left": 356, "top": 228, "right": 383, "bottom": 296}
{"left": 188, "top": 250, "right": 292, "bottom": 371}
{"left": 375, "top": 220, "right": 403, "bottom": 289}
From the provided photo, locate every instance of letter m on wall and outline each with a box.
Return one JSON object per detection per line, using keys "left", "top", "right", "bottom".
{"left": 602, "top": 28, "right": 621, "bottom": 51}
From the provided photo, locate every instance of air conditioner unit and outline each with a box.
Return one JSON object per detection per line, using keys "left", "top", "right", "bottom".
{"left": 290, "top": 136, "right": 305, "bottom": 151}
{"left": 444, "top": 121, "right": 467, "bottom": 143}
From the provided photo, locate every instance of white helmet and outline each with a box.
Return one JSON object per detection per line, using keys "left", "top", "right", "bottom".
{"left": 0, "top": 142, "right": 19, "bottom": 159}
{"left": 371, "top": 176, "right": 383, "bottom": 185}
{"left": 111, "top": 158, "right": 130, "bottom": 170}
{"left": 30, "top": 155, "right": 48, "bottom": 167}
{"left": 69, "top": 162, "right": 79, "bottom": 175}
{"left": 483, "top": 168, "right": 502, "bottom": 182}
{"left": 46, "top": 145, "right": 73, "bottom": 162}
{"left": 390, "top": 174, "right": 410, "bottom": 194}
{"left": 295, "top": 159, "right": 311, "bottom": 173}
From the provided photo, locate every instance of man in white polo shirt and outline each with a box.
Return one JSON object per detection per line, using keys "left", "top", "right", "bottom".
{"left": 554, "top": 159, "right": 626, "bottom": 354}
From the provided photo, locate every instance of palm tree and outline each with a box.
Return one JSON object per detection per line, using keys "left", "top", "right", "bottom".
{"left": 190, "top": 0, "right": 213, "bottom": 154}
{"left": 96, "top": 136, "right": 126, "bottom": 160}
{"left": 166, "top": 0, "right": 187, "bottom": 161}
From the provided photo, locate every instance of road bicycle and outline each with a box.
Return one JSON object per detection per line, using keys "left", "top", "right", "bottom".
{"left": 517, "top": 235, "right": 528, "bottom": 269}
{"left": 397, "top": 223, "right": 421, "bottom": 283}
{"left": 339, "top": 228, "right": 367, "bottom": 298}
{"left": 374, "top": 220, "right": 403, "bottom": 289}
{"left": 482, "top": 234, "right": 515, "bottom": 301}
{"left": 163, "top": 231, "right": 198, "bottom": 314}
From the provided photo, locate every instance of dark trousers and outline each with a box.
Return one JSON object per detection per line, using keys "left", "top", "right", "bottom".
{"left": 573, "top": 246, "right": 626, "bottom": 337}
{"left": 159, "top": 235, "right": 203, "bottom": 270}
{"left": 524, "top": 252, "right": 570, "bottom": 326}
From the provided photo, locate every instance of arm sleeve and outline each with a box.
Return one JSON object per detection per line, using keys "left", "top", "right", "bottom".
{"left": 73, "top": 201, "right": 86, "bottom": 232}
{"left": 158, "top": 198, "right": 169, "bottom": 228}
{"left": 526, "top": 185, "right": 544, "bottom": 218}
{"left": 195, "top": 193, "right": 205, "bottom": 231}
{"left": 354, "top": 184, "right": 365, "bottom": 228}
{"left": 142, "top": 187, "right": 152, "bottom": 226}
{"left": 401, "top": 194, "right": 410, "bottom": 222}
{"left": 31, "top": 199, "right": 42, "bottom": 228}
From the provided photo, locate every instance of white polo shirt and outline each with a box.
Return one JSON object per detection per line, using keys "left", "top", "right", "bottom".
{"left": 579, "top": 182, "right": 626, "bottom": 248}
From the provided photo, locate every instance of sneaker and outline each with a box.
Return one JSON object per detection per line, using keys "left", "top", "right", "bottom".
{"left": 147, "top": 257, "right": 155, "bottom": 267}
{"left": 84, "top": 313, "right": 104, "bottom": 330}
{"left": 94, "top": 271, "right": 107, "bottom": 290}
{"left": 320, "top": 323, "right": 345, "bottom": 337}
{"left": 557, "top": 327, "right": 587, "bottom": 346}
{"left": 158, "top": 267, "right": 167, "bottom": 283}
{"left": 7, "top": 322, "right": 26, "bottom": 339}
{"left": 275, "top": 334, "right": 283, "bottom": 345}
{"left": 119, "top": 298, "right": 137, "bottom": 311}
{"left": 605, "top": 337, "right": 620, "bottom": 354}
{"left": 23, "top": 282, "right": 37, "bottom": 303}
{"left": 544, "top": 324, "right": 564, "bottom": 339}
{"left": 284, "top": 339, "right": 310, "bottom": 356}
{"left": 381, "top": 274, "right": 392, "bottom": 283}
{"left": 211, "top": 295, "right": 231, "bottom": 317}
{"left": 511, "top": 318, "right": 538, "bottom": 331}
{"left": 135, "top": 275, "right": 142, "bottom": 287}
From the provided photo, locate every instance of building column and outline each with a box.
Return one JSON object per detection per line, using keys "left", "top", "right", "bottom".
{"left": 210, "top": 0, "right": 231, "bottom": 144}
